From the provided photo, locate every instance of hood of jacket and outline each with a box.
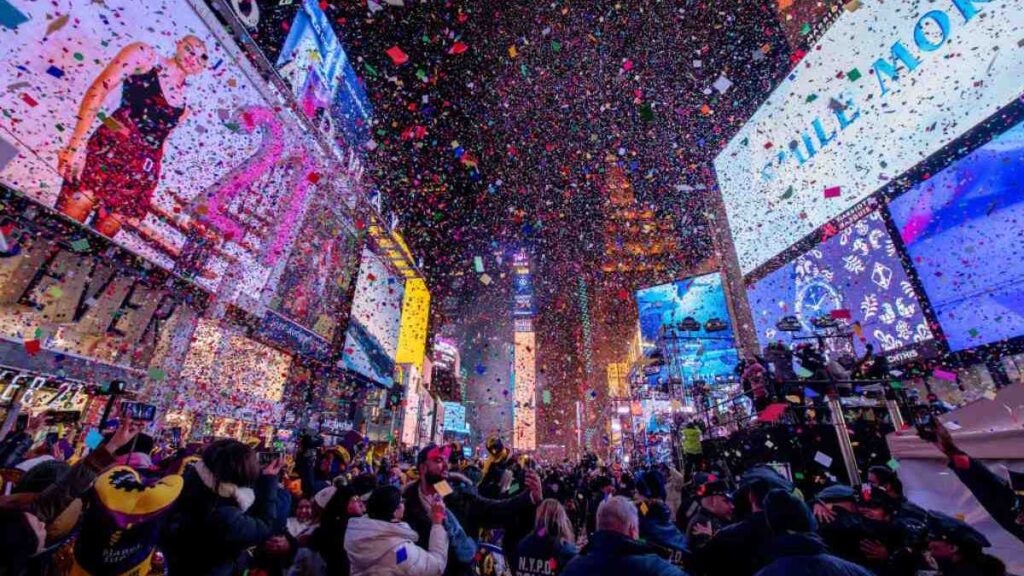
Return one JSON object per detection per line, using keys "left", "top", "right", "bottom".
{"left": 640, "top": 502, "right": 688, "bottom": 552}
{"left": 764, "top": 532, "right": 829, "bottom": 561}
{"left": 345, "top": 516, "right": 420, "bottom": 566}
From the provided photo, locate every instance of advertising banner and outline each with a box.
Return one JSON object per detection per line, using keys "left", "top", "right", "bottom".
{"left": 0, "top": 0, "right": 324, "bottom": 310}
{"left": 714, "top": 0, "right": 1024, "bottom": 276}
{"left": 395, "top": 278, "right": 430, "bottom": 368}
{"left": 889, "top": 118, "right": 1024, "bottom": 352}
{"left": 442, "top": 401, "right": 469, "bottom": 435}
{"left": 636, "top": 273, "right": 740, "bottom": 383}
{"left": 746, "top": 208, "right": 938, "bottom": 363}
{"left": 341, "top": 248, "right": 404, "bottom": 387}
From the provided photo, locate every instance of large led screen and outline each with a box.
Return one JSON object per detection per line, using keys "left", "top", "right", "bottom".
{"left": 0, "top": 0, "right": 322, "bottom": 309}
{"left": 747, "top": 210, "right": 935, "bottom": 360}
{"left": 341, "top": 248, "right": 404, "bottom": 387}
{"left": 714, "top": 0, "right": 1024, "bottom": 275}
{"left": 636, "top": 273, "right": 740, "bottom": 383}
{"left": 262, "top": 190, "right": 361, "bottom": 344}
{"left": 889, "top": 120, "right": 1024, "bottom": 352}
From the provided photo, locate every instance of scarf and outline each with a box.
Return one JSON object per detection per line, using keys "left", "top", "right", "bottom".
{"left": 193, "top": 461, "right": 255, "bottom": 512}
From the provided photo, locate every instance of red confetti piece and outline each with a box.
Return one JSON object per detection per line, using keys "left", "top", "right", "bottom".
{"left": 449, "top": 41, "right": 469, "bottom": 55}
{"left": 824, "top": 186, "right": 841, "bottom": 198}
{"left": 830, "top": 309, "right": 851, "bottom": 320}
{"left": 20, "top": 93, "right": 38, "bottom": 107}
{"left": 24, "top": 339, "right": 41, "bottom": 355}
{"left": 307, "top": 172, "right": 321, "bottom": 184}
{"left": 386, "top": 46, "right": 409, "bottom": 65}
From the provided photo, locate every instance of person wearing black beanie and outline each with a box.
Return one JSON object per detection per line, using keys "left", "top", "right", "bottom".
{"left": 754, "top": 489, "right": 873, "bottom": 576}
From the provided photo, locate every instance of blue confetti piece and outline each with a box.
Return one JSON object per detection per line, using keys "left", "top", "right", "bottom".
{"left": 46, "top": 65, "right": 64, "bottom": 79}
{"left": 804, "top": 386, "right": 819, "bottom": 399}
{"left": 211, "top": 58, "right": 224, "bottom": 71}
{"left": 396, "top": 546, "right": 408, "bottom": 564}
{"left": 0, "top": 0, "right": 29, "bottom": 30}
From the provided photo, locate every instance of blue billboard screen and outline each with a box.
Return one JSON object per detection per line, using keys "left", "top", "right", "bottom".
{"left": 636, "top": 273, "right": 739, "bottom": 383}
{"left": 888, "top": 120, "right": 1024, "bottom": 352}
{"left": 746, "top": 210, "right": 935, "bottom": 360}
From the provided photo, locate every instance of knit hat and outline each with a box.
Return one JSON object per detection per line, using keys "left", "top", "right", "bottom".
{"left": 764, "top": 489, "right": 816, "bottom": 534}
{"left": 637, "top": 470, "right": 667, "bottom": 501}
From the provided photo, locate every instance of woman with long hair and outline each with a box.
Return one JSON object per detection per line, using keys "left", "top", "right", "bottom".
{"left": 56, "top": 36, "right": 208, "bottom": 236}
{"left": 514, "top": 499, "right": 578, "bottom": 576}
{"left": 160, "top": 438, "right": 282, "bottom": 576}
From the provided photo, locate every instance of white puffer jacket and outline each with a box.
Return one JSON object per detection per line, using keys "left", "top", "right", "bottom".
{"left": 345, "top": 516, "right": 448, "bottom": 576}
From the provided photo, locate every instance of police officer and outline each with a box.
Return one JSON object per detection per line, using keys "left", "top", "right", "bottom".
{"left": 856, "top": 484, "right": 923, "bottom": 576}
{"left": 926, "top": 512, "right": 1004, "bottom": 576}
{"left": 683, "top": 473, "right": 733, "bottom": 552}
{"left": 813, "top": 484, "right": 865, "bottom": 566}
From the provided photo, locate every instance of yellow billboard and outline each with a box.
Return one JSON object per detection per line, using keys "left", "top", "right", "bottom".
{"left": 395, "top": 278, "right": 430, "bottom": 368}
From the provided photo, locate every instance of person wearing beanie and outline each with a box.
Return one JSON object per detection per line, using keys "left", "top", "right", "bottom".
{"left": 812, "top": 485, "right": 871, "bottom": 567}
{"left": 754, "top": 489, "right": 873, "bottom": 576}
{"left": 345, "top": 485, "right": 448, "bottom": 576}
{"left": 636, "top": 469, "right": 689, "bottom": 570}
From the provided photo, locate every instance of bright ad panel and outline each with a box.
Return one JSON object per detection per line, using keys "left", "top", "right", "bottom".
{"left": 889, "top": 120, "right": 1024, "bottom": 352}
{"left": 262, "top": 190, "right": 361, "bottom": 345}
{"left": 395, "top": 278, "right": 430, "bottom": 368}
{"left": 714, "top": 0, "right": 1024, "bottom": 275}
{"left": 442, "top": 402, "right": 469, "bottom": 435}
{"left": 180, "top": 319, "right": 292, "bottom": 422}
{"left": 342, "top": 248, "right": 404, "bottom": 387}
{"left": 636, "top": 273, "right": 740, "bottom": 382}
{"left": 747, "top": 210, "right": 936, "bottom": 360}
{"left": 513, "top": 330, "right": 536, "bottom": 451}
{"left": 0, "top": 0, "right": 322, "bottom": 307}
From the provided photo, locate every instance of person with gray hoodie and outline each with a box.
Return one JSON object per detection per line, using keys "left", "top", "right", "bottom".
{"left": 345, "top": 485, "right": 448, "bottom": 576}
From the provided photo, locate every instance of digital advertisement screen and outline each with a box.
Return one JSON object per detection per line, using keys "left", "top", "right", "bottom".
{"left": 889, "top": 120, "right": 1024, "bottom": 352}
{"left": 180, "top": 318, "right": 292, "bottom": 421}
{"left": 0, "top": 0, "right": 323, "bottom": 310}
{"left": 341, "top": 248, "right": 405, "bottom": 387}
{"left": 442, "top": 401, "right": 469, "bottom": 435}
{"left": 747, "top": 210, "right": 936, "bottom": 360}
{"left": 714, "top": 0, "right": 1024, "bottom": 275}
{"left": 636, "top": 273, "right": 740, "bottom": 383}
{"left": 262, "top": 190, "right": 361, "bottom": 344}
{"left": 264, "top": 0, "right": 372, "bottom": 153}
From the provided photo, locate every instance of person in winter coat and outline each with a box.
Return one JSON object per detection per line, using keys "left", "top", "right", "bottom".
{"left": 636, "top": 470, "right": 689, "bottom": 569}
{"left": 0, "top": 422, "right": 138, "bottom": 576}
{"left": 754, "top": 489, "right": 873, "bottom": 576}
{"left": 289, "top": 483, "right": 370, "bottom": 576}
{"left": 514, "top": 499, "right": 578, "bottom": 576}
{"left": 403, "top": 443, "right": 541, "bottom": 576}
{"left": 561, "top": 496, "right": 688, "bottom": 576}
{"left": 345, "top": 485, "right": 448, "bottom": 576}
{"left": 683, "top": 473, "right": 734, "bottom": 553}
{"left": 160, "top": 439, "right": 283, "bottom": 576}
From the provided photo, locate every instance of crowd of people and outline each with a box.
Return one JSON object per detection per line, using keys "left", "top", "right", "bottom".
{"left": 0, "top": 409, "right": 1020, "bottom": 576}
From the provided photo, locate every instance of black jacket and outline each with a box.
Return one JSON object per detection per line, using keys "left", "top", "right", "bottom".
{"left": 561, "top": 530, "right": 688, "bottom": 576}
{"left": 754, "top": 533, "right": 874, "bottom": 576}
{"left": 515, "top": 533, "right": 578, "bottom": 576}
{"left": 402, "top": 477, "right": 535, "bottom": 576}
{"left": 693, "top": 511, "right": 772, "bottom": 576}
{"left": 951, "top": 456, "right": 1024, "bottom": 545}
{"left": 161, "top": 468, "right": 280, "bottom": 576}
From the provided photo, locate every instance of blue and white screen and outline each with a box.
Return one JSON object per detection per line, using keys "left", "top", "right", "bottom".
{"left": 636, "top": 273, "right": 739, "bottom": 383}
{"left": 889, "top": 120, "right": 1024, "bottom": 351}
{"left": 747, "top": 211, "right": 935, "bottom": 357}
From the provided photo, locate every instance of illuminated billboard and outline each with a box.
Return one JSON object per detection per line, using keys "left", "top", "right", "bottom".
{"left": 341, "top": 248, "right": 405, "bottom": 387}
{"left": 395, "top": 278, "right": 431, "bottom": 368}
{"left": 889, "top": 118, "right": 1024, "bottom": 352}
{"left": 636, "top": 273, "right": 739, "bottom": 383}
{"left": 442, "top": 401, "right": 470, "bottom": 435}
{"left": 260, "top": 189, "right": 361, "bottom": 358}
{"left": 714, "top": 0, "right": 1024, "bottom": 275}
{"left": 747, "top": 209, "right": 937, "bottom": 361}
{"left": 0, "top": 0, "right": 324, "bottom": 310}
{"left": 180, "top": 318, "right": 292, "bottom": 422}
{"left": 513, "top": 331, "right": 536, "bottom": 450}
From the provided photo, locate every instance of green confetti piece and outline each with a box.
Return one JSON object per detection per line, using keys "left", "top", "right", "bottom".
{"left": 70, "top": 238, "right": 90, "bottom": 252}
{"left": 887, "top": 458, "right": 900, "bottom": 470}
{"left": 73, "top": 52, "right": 84, "bottom": 61}
{"left": 148, "top": 367, "right": 166, "bottom": 381}
{"left": 800, "top": 23, "right": 811, "bottom": 36}
{"left": 968, "top": 328, "right": 979, "bottom": 337}
{"left": 794, "top": 472, "right": 805, "bottom": 480}
{"left": 806, "top": 94, "right": 818, "bottom": 103}
{"left": 847, "top": 68, "right": 862, "bottom": 82}
{"left": 551, "top": 40, "right": 561, "bottom": 52}
{"left": 889, "top": 381, "right": 903, "bottom": 390}
{"left": 780, "top": 186, "right": 795, "bottom": 200}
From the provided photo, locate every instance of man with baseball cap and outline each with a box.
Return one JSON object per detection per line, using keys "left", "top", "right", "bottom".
{"left": 402, "top": 443, "right": 541, "bottom": 576}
